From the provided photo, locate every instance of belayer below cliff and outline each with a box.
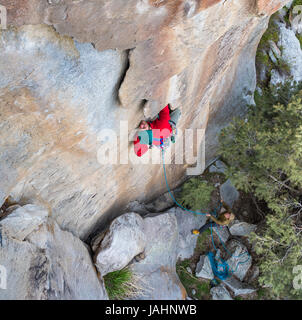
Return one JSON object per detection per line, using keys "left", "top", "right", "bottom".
{"left": 191, "top": 200, "right": 235, "bottom": 235}
{"left": 134, "top": 104, "right": 181, "bottom": 157}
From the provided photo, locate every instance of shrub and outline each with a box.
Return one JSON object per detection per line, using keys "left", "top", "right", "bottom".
{"left": 219, "top": 82, "right": 302, "bottom": 205}
{"left": 177, "top": 178, "right": 214, "bottom": 212}
{"left": 256, "top": 11, "right": 295, "bottom": 82}
{"left": 104, "top": 268, "right": 145, "bottom": 300}
{"left": 256, "top": 13, "right": 279, "bottom": 73}
{"left": 250, "top": 210, "right": 302, "bottom": 299}
{"left": 176, "top": 260, "right": 211, "bottom": 300}
{"left": 219, "top": 81, "right": 302, "bottom": 299}
{"left": 292, "top": 0, "right": 302, "bottom": 7}
{"left": 297, "top": 34, "right": 302, "bottom": 49}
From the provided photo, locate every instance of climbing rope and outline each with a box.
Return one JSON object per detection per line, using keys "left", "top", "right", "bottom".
{"left": 161, "top": 149, "right": 251, "bottom": 280}
{"left": 162, "top": 150, "right": 208, "bottom": 216}
{"left": 210, "top": 224, "right": 251, "bottom": 279}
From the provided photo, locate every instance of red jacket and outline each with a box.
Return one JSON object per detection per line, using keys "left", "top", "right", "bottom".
{"left": 134, "top": 105, "right": 172, "bottom": 157}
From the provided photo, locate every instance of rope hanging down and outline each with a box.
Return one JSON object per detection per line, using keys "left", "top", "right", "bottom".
{"left": 161, "top": 149, "right": 250, "bottom": 280}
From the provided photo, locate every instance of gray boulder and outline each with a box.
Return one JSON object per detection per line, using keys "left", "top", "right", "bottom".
{"left": 268, "top": 40, "right": 281, "bottom": 59}
{"left": 0, "top": 205, "right": 108, "bottom": 300}
{"left": 219, "top": 179, "right": 239, "bottom": 208}
{"left": 186, "top": 267, "right": 193, "bottom": 274}
{"left": 210, "top": 285, "right": 233, "bottom": 300}
{"left": 223, "top": 276, "right": 256, "bottom": 297}
{"left": 229, "top": 220, "right": 257, "bottom": 237}
{"left": 226, "top": 240, "right": 252, "bottom": 281}
{"left": 277, "top": 22, "right": 302, "bottom": 83}
{"left": 0, "top": 204, "right": 48, "bottom": 241}
{"left": 209, "top": 160, "right": 226, "bottom": 174}
{"left": 270, "top": 21, "right": 302, "bottom": 86}
{"left": 125, "top": 201, "right": 151, "bottom": 215}
{"left": 145, "top": 191, "right": 175, "bottom": 213}
{"left": 291, "top": 5, "right": 302, "bottom": 34}
{"left": 94, "top": 212, "right": 146, "bottom": 276}
{"left": 172, "top": 207, "right": 207, "bottom": 260}
{"left": 268, "top": 48, "right": 278, "bottom": 65}
{"left": 130, "top": 213, "right": 186, "bottom": 300}
{"left": 213, "top": 225, "right": 230, "bottom": 243}
{"left": 195, "top": 255, "right": 214, "bottom": 280}
{"left": 270, "top": 69, "right": 286, "bottom": 87}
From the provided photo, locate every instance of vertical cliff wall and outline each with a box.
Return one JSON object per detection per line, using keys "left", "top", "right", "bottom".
{"left": 0, "top": 0, "right": 289, "bottom": 239}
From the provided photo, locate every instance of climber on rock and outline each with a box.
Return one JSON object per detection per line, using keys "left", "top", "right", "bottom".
{"left": 191, "top": 200, "right": 235, "bottom": 235}
{"left": 134, "top": 104, "right": 181, "bottom": 157}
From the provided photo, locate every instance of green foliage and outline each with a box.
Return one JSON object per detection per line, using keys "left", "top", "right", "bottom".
{"left": 219, "top": 82, "right": 302, "bottom": 299}
{"left": 250, "top": 210, "right": 302, "bottom": 299}
{"left": 256, "top": 12, "right": 294, "bottom": 83}
{"left": 297, "top": 34, "right": 302, "bottom": 49}
{"left": 195, "top": 229, "right": 211, "bottom": 253}
{"left": 286, "top": 1, "right": 302, "bottom": 49}
{"left": 104, "top": 268, "right": 136, "bottom": 300}
{"left": 292, "top": 0, "right": 302, "bottom": 7}
{"left": 259, "top": 13, "right": 279, "bottom": 47}
{"left": 177, "top": 178, "right": 214, "bottom": 211}
{"left": 176, "top": 260, "right": 211, "bottom": 300}
{"left": 219, "top": 82, "right": 302, "bottom": 205}
{"left": 176, "top": 232, "right": 213, "bottom": 300}
{"left": 256, "top": 288, "right": 270, "bottom": 300}
{"left": 256, "top": 13, "right": 279, "bottom": 72}
{"left": 275, "top": 57, "right": 291, "bottom": 75}
{"left": 284, "top": 1, "right": 302, "bottom": 25}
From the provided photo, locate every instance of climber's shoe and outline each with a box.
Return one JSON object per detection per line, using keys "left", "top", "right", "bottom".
{"left": 192, "top": 229, "right": 200, "bottom": 235}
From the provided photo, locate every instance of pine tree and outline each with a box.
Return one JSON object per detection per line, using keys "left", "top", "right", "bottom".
{"left": 177, "top": 178, "right": 214, "bottom": 212}
{"left": 219, "top": 82, "right": 302, "bottom": 299}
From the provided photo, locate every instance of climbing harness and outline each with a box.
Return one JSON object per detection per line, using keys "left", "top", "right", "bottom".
{"left": 161, "top": 149, "right": 251, "bottom": 280}
{"left": 138, "top": 110, "right": 178, "bottom": 150}
{"left": 138, "top": 130, "right": 173, "bottom": 151}
{"left": 151, "top": 127, "right": 177, "bottom": 151}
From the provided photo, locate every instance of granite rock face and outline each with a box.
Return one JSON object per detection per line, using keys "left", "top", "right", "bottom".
{"left": 226, "top": 239, "right": 252, "bottom": 281}
{"left": 173, "top": 207, "right": 207, "bottom": 260}
{"left": 92, "top": 209, "right": 196, "bottom": 300}
{"left": 195, "top": 255, "right": 214, "bottom": 280}
{"left": 0, "top": 204, "right": 48, "bottom": 241}
{"left": 229, "top": 220, "right": 257, "bottom": 237}
{"left": 94, "top": 212, "right": 146, "bottom": 277}
{"left": 0, "top": 205, "right": 108, "bottom": 300}
{"left": 213, "top": 225, "right": 230, "bottom": 243}
{"left": 270, "top": 20, "right": 302, "bottom": 85}
{"left": 210, "top": 284, "right": 233, "bottom": 300}
{"left": 257, "top": 4, "right": 302, "bottom": 86}
{"left": 223, "top": 276, "right": 256, "bottom": 296}
{"left": 219, "top": 179, "right": 240, "bottom": 209}
{"left": 129, "top": 212, "right": 187, "bottom": 300}
{"left": 0, "top": 0, "right": 289, "bottom": 240}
